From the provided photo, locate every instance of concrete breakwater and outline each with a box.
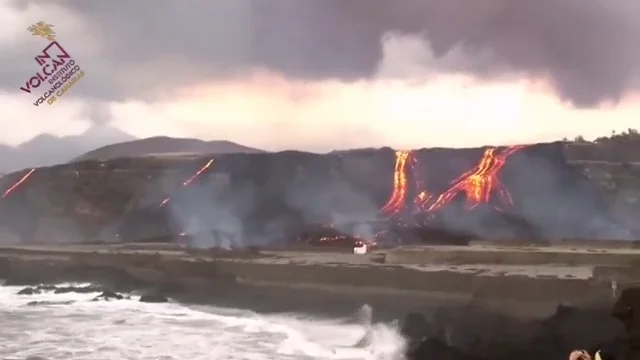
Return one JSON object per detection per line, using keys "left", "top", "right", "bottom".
{"left": 1, "top": 243, "right": 639, "bottom": 314}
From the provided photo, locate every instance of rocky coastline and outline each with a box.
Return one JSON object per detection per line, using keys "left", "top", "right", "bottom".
{"left": 1, "top": 243, "right": 638, "bottom": 360}
{"left": 4, "top": 282, "right": 632, "bottom": 360}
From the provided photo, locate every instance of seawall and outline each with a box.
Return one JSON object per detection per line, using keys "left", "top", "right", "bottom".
{"left": 2, "top": 242, "right": 638, "bottom": 319}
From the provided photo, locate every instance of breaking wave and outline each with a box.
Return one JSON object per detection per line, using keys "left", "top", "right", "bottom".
{"left": 0, "top": 283, "right": 406, "bottom": 360}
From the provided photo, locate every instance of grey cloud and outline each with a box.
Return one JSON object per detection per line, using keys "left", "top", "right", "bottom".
{"left": 5, "top": 0, "right": 640, "bottom": 106}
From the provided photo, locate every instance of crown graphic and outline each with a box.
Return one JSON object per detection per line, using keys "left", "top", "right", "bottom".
{"left": 28, "top": 21, "right": 56, "bottom": 41}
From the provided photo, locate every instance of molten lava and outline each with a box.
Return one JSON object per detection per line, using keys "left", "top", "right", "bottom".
{"left": 310, "top": 145, "right": 527, "bottom": 246}
{"left": 380, "top": 150, "right": 417, "bottom": 215}
{"left": 1, "top": 168, "right": 36, "bottom": 199}
{"left": 413, "top": 166, "right": 432, "bottom": 211}
{"left": 427, "top": 145, "right": 526, "bottom": 212}
{"left": 159, "top": 158, "right": 214, "bottom": 207}
{"left": 380, "top": 150, "right": 434, "bottom": 215}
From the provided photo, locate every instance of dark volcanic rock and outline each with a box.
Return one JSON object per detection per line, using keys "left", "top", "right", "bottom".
{"left": 17, "top": 284, "right": 105, "bottom": 295}
{"left": 17, "top": 284, "right": 57, "bottom": 295}
{"left": 17, "top": 286, "right": 38, "bottom": 295}
{"left": 27, "top": 300, "right": 75, "bottom": 306}
{"left": 404, "top": 303, "right": 625, "bottom": 360}
{"left": 93, "top": 290, "right": 125, "bottom": 301}
{"left": 409, "top": 337, "right": 485, "bottom": 360}
{"left": 0, "top": 141, "right": 625, "bottom": 246}
{"left": 53, "top": 284, "right": 104, "bottom": 294}
{"left": 612, "top": 287, "right": 640, "bottom": 360}
{"left": 139, "top": 290, "right": 169, "bottom": 303}
{"left": 401, "top": 312, "right": 430, "bottom": 342}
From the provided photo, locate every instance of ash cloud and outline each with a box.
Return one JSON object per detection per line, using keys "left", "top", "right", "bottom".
{"left": 7, "top": 0, "right": 640, "bottom": 106}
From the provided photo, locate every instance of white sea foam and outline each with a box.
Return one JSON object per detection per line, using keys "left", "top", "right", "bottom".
{"left": 0, "top": 285, "right": 406, "bottom": 360}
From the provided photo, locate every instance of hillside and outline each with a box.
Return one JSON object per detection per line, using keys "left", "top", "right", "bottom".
{"left": 564, "top": 128, "right": 640, "bottom": 162}
{"left": 75, "top": 137, "right": 266, "bottom": 161}
{"left": 0, "top": 142, "right": 634, "bottom": 246}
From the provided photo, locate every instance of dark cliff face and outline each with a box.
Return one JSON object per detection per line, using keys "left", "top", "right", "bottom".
{"left": 0, "top": 142, "right": 628, "bottom": 246}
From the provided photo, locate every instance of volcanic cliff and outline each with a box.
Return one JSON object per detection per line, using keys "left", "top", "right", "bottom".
{"left": 0, "top": 141, "right": 632, "bottom": 246}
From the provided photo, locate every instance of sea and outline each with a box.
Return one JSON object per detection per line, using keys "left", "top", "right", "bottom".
{"left": 0, "top": 283, "right": 407, "bottom": 360}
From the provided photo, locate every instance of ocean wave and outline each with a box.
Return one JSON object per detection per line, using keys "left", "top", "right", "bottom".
{"left": 0, "top": 284, "right": 406, "bottom": 360}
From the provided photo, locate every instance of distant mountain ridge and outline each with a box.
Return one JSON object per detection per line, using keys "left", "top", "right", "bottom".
{"left": 0, "top": 125, "right": 136, "bottom": 173}
{"left": 75, "top": 136, "right": 266, "bottom": 161}
{"left": 0, "top": 127, "right": 264, "bottom": 173}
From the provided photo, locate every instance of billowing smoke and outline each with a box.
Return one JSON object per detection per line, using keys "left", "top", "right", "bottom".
{"left": 164, "top": 168, "right": 245, "bottom": 249}
{"left": 33, "top": 0, "right": 640, "bottom": 107}
{"left": 4, "top": 0, "right": 639, "bottom": 155}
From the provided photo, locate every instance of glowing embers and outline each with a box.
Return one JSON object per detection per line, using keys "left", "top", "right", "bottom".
{"left": 301, "top": 223, "right": 379, "bottom": 247}
{"left": 1, "top": 168, "right": 36, "bottom": 199}
{"left": 427, "top": 145, "right": 526, "bottom": 212}
{"left": 159, "top": 158, "right": 214, "bottom": 207}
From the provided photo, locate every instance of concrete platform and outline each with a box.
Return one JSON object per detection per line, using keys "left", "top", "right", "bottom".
{"left": 385, "top": 244, "right": 640, "bottom": 266}
{"left": 0, "top": 243, "right": 638, "bottom": 310}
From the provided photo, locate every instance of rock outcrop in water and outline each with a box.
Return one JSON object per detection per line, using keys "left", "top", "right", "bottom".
{"left": 403, "top": 300, "right": 633, "bottom": 360}
{"left": 612, "top": 287, "right": 640, "bottom": 360}
{"left": 0, "top": 142, "right": 631, "bottom": 246}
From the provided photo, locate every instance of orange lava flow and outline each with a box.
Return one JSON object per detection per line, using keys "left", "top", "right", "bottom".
{"left": 159, "top": 158, "right": 215, "bottom": 207}
{"left": 380, "top": 150, "right": 414, "bottom": 215}
{"left": 427, "top": 145, "right": 526, "bottom": 212}
{"left": 1, "top": 168, "right": 36, "bottom": 199}
{"left": 413, "top": 164, "right": 432, "bottom": 210}
{"left": 414, "top": 189, "right": 432, "bottom": 211}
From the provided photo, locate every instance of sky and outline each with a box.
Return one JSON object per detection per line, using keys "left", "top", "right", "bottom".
{"left": 1, "top": 0, "right": 639, "bottom": 152}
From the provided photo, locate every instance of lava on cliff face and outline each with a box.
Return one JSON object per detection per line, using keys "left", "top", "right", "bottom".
{"left": 116, "top": 142, "right": 620, "bottom": 248}
{"left": 0, "top": 141, "right": 617, "bottom": 246}
{"left": 380, "top": 150, "right": 417, "bottom": 215}
{"left": 270, "top": 145, "right": 533, "bottom": 248}
{"left": 1, "top": 168, "right": 36, "bottom": 199}
{"left": 362, "top": 145, "right": 535, "bottom": 244}
{"left": 159, "top": 158, "right": 214, "bottom": 207}
{"left": 427, "top": 146, "right": 526, "bottom": 212}
{"left": 380, "top": 145, "right": 526, "bottom": 216}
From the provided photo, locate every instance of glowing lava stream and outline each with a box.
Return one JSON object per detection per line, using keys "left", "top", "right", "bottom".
{"left": 1, "top": 168, "right": 36, "bottom": 199}
{"left": 380, "top": 150, "right": 414, "bottom": 215}
{"left": 427, "top": 145, "right": 526, "bottom": 212}
{"left": 412, "top": 169, "right": 432, "bottom": 211}
{"left": 159, "top": 158, "right": 215, "bottom": 207}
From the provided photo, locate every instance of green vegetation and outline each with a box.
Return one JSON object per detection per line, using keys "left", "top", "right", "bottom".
{"left": 564, "top": 128, "right": 640, "bottom": 144}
